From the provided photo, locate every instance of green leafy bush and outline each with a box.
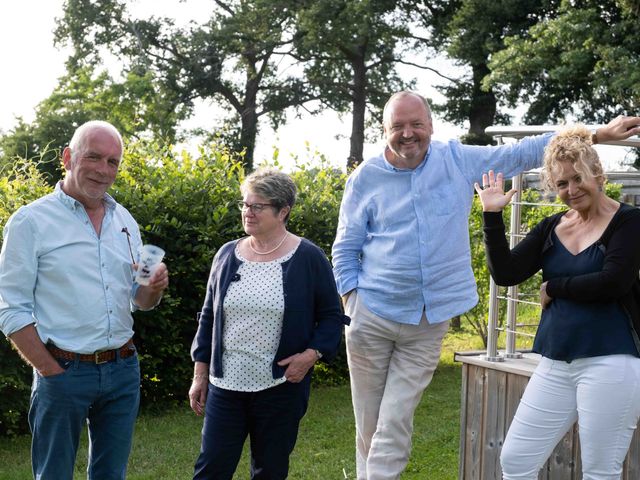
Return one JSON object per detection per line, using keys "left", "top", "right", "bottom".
{"left": 287, "top": 158, "right": 349, "bottom": 386}
{"left": 0, "top": 161, "right": 53, "bottom": 436}
{"left": 0, "top": 143, "right": 627, "bottom": 436}
{"left": 112, "top": 142, "right": 246, "bottom": 407}
{"left": 0, "top": 143, "right": 352, "bottom": 436}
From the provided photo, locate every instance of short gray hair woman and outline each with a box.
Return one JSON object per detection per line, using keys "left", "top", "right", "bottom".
{"left": 189, "top": 167, "right": 349, "bottom": 479}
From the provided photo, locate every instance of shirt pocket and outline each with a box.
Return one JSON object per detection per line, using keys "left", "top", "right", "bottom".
{"left": 430, "top": 190, "right": 461, "bottom": 217}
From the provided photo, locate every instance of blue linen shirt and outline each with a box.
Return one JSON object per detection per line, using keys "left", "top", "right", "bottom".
{"left": 332, "top": 134, "right": 553, "bottom": 325}
{"left": 0, "top": 183, "right": 143, "bottom": 353}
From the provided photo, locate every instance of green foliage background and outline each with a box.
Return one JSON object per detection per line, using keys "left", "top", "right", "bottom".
{"left": 0, "top": 144, "right": 348, "bottom": 436}
{"left": 0, "top": 163, "right": 52, "bottom": 436}
{"left": 0, "top": 142, "right": 625, "bottom": 436}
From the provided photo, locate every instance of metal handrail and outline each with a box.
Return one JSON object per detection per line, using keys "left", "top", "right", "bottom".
{"left": 482, "top": 125, "right": 639, "bottom": 361}
{"left": 495, "top": 296, "right": 541, "bottom": 307}
{"left": 486, "top": 125, "right": 640, "bottom": 147}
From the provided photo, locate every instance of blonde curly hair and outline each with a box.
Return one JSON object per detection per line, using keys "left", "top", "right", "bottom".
{"left": 540, "top": 125, "right": 606, "bottom": 194}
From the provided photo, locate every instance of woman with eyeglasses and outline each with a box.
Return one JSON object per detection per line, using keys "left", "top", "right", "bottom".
{"left": 188, "top": 167, "right": 349, "bottom": 479}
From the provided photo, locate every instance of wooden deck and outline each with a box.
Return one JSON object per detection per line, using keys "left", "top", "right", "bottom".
{"left": 455, "top": 351, "right": 640, "bottom": 480}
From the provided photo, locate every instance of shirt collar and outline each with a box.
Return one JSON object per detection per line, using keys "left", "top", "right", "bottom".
{"left": 54, "top": 181, "right": 117, "bottom": 212}
{"left": 382, "top": 144, "right": 432, "bottom": 172}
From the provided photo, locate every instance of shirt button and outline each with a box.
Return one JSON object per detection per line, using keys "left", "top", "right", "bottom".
{"left": 106, "top": 285, "right": 109, "bottom": 290}
{"left": 109, "top": 309, "right": 113, "bottom": 314}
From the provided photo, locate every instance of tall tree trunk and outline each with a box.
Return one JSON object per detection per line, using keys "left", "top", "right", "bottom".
{"left": 241, "top": 77, "right": 259, "bottom": 171}
{"left": 240, "top": 108, "right": 258, "bottom": 171}
{"left": 466, "top": 63, "right": 497, "bottom": 145}
{"left": 348, "top": 57, "right": 367, "bottom": 170}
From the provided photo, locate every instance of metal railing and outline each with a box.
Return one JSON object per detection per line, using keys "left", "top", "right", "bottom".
{"left": 481, "top": 125, "right": 640, "bottom": 361}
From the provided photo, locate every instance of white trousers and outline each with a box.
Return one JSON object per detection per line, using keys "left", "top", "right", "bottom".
{"left": 345, "top": 291, "right": 449, "bottom": 480}
{"left": 501, "top": 354, "right": 640, "bottom": 480}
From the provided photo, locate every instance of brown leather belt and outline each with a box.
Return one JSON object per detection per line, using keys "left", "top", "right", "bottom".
{"left": 47, "top": 339, "right": 136, "bottom": 364}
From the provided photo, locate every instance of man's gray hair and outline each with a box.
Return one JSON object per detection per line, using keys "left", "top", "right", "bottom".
{"left": 69, "top": 120, "right": 124, "bottom": 160}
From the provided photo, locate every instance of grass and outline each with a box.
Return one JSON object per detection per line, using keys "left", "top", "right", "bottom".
{"left": 0, "top": 327, "right": 488, "bottom": 480}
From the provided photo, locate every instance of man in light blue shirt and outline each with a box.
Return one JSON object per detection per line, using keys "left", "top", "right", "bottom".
{"left": 0, "top": 120, "right": 169, "bottom": 479}
{"left": 332, "top": 91, "right": 635, "bottom": 479}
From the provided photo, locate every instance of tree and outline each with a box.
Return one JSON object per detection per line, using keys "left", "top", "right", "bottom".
{"left": 413, "top": 0, "right": 558, "bottom": 145}
{"left": 0, "top": 121, "right": 49, "bottom": 177}
{"left": 485, "top": 0, "right": 639, "bottom": 125}
{"left": 484, "top": 0, "right": 640, "bottom": 166}
{"left": 0, "top": 65, "right": 182, "bottom": 183}
{"left": 294, "top": 0, "right": 413, "bottom": 168}
{"left": 55, "top": 0, "right": 319, "bottom": 170}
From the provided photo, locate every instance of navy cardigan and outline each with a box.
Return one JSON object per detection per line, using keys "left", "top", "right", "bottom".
{"left": 191, "top": 238, "right": 350, "bottom": 379}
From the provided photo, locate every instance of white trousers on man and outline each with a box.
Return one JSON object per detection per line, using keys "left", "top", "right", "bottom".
{"left": 501, "top": 354, "right": 640, "bottom": 480}
{"left": 345, "top": 291, "right": 449, "bottom": 480}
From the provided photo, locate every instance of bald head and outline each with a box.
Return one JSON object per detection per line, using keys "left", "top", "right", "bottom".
{"left": 383, "top": 91, "right": 432, "bottom": 128}
{"left": 69, "top": 121, "right": 124, "bottom": 163}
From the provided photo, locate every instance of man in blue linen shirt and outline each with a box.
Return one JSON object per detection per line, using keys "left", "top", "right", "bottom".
{"left": 0, "top": 120, "right": 169, "bottom": 479}
{"left": 332, "top": 91, "right": 639, "bottom": 480}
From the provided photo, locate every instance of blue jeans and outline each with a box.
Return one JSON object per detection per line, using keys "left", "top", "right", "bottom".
{"left": 193, "top": 378, "right": 310, "bottom": 480}
{"left": 28, "top": 352, "right": 140, "bottom": 480}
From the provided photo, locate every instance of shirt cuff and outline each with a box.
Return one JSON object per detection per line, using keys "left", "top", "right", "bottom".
{"left": 1, "top": 317, "right": 36, "bottom": 338}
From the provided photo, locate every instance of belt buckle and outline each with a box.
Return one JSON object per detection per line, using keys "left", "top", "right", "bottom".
{"left": 94, "top": 352, "right": 108, "bottom": 364}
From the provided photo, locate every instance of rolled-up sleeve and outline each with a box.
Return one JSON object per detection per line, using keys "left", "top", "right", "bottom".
{"left": 309, "top": 247, "right": 350, "bottom": 360}
{"left": 331, "top": 175, "right": 367, "bottom": 296}
{"left": 0, "top": 210, "right": 38, "bottom": 336}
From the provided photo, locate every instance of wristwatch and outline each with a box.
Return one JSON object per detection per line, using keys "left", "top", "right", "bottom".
{"left": 313, "top": 349, "right": 323, "bottom": 360}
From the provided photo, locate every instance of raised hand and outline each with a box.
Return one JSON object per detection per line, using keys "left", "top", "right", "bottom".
{"left": 473, "top": 170, "right": 517, "bottom": 212}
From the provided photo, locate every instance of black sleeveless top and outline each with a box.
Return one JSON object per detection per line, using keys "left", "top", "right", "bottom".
{"left": 532, "top": 230, "right": 638, "bottom": 361}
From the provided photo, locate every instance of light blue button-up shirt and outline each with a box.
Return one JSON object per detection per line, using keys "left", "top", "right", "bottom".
{"left": 0, "top": 183, "right": 143, "bottom": 353}
{"left": 332, "top": 134, "right": 553, "bottom": 325}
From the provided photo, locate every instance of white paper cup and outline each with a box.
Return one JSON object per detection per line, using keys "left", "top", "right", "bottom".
{"left": 135, "top": 244, "right": 165, "bottom": 286}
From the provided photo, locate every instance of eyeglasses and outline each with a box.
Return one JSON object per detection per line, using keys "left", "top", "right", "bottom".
{"left": 121, "top": 227, "right": 136, "bottom": 264}
{"left": 237, "top": 201, "right": 275, "bottom": 214}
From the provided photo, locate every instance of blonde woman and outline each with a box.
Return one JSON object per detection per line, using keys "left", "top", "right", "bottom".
{"left": 476, "top": 123, "right": 640, "bottom": 479}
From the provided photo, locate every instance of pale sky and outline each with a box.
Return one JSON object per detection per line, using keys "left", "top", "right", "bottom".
{"left": 0, "top": 1, "right": 470, "bottom": 171}
{"left": 0, "top": 2, "right": 633, "bottom": 170}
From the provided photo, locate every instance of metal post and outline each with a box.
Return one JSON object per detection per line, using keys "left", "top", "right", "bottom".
{"left": 504, "top": 173, "right": 523, "bottom": 359}
{"left": 482, "top": 277, "right": 503, "bottom": 361}
{"left": 482, "top": 135, "right": 505, "bottom": 362}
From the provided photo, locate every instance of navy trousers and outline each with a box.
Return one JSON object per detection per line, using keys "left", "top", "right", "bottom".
{"left": 193, "top": 378, "right": 310, "bottom": 480}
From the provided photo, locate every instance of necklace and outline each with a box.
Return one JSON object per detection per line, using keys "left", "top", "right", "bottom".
{"left": 249, "top": 232, "right": 289, "bottom": 255}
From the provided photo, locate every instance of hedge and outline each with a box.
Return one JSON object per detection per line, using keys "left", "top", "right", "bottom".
{"left": 0, "top": 141, "right": 622, "bottom": 437}
{"left": 0, "top": 143, "right": 348, "bottom": 436}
